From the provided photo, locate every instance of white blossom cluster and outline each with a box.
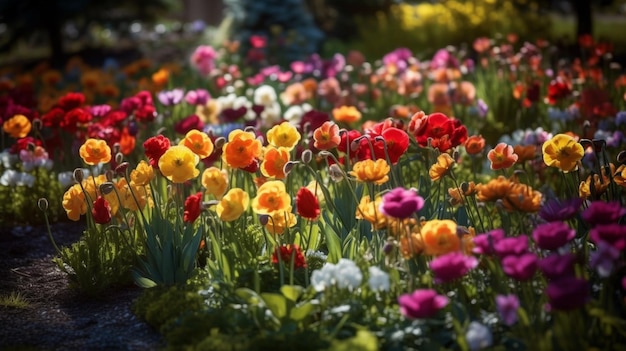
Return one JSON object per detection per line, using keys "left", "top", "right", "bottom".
{"left": 310, "top": 259, "right": 390, "bottom": 293}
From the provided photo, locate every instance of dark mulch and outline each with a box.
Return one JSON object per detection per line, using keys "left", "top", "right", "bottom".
{"left": 0, "top": 222, "right": 163, "bottom": 351}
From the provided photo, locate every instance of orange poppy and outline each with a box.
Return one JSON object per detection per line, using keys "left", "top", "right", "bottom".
{"left": 260, "top": 146, "right": 291, "bottom": 179}
{"left": 251, "top": 180, "right": 292, "bottom": 215}
{"left": 420, "top": 219, "right": 460, "bottom": 256}
{"left": 503, "top": 182, "right": 542, "bottom": 213}
{"left": 222, "top": 129, "right": 262, "bottom": 169}
{"left": 79, "top": 138, "right": 112, "bottom": 165}
{"left": 355, "top": 195, "right": 387, "bottom": 230}
{"left": 464, "top": 135, "right": 486, "bottom": 155}
{"left": 429, "top": 153, "right": 455, "bottom": 181}
{"left": 152, "top": 68, "right": 169, "bottom": 86}
{"left": 487, "top": 143, "right": 518, "bottom": 170}
{"left": 313, "top": 121, "right": 341, "bottom": 150}
{"left": 332, "top": 105, "right": 362, "bottom": 124}
{"left": 350, "top": 159, "right": 390, "bottom": 185}
{"left": 179, "top": 129, "right": 214, "bottom": 159}
{"left": 476, "top": 176, "right": 513, "bottom": 203}
{"left": 119, "top": 127, "right": 136, "bottom": 155}
{"left": 513, "top": 144, "right": 536, "bottom": 163}
{"left": 3, "top": 114, "right": 32, "bottom": 138}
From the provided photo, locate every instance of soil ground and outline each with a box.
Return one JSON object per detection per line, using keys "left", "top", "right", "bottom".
{"left": 0, "top": 221, "right": 163, "bottom": 351}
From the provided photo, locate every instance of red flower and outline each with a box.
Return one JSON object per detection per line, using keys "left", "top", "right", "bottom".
{"left": 546, "top": 79, "right": 571, "bottom": 104}
{"left": 412, "top": 112, "right": 467, "bottom": 152}
{"left": 184, "top": 192, "right": 203, "bottom": 223}
{"left": 92, "top": 196, "right": 112, "bottom": 224}
{"left": 134, "top": 104, "right": 156, "bottom": 123}
{"left": 296, "top": 187, "right": 320, "bottom": 220}
{"left": 10, "top": 136, "right": 42, "bottom": 154}
{"left": 101, "top": 110, "right": 128, "bottom": 127}
{"left": 41, "top": 107, "right": 65, "bottom": 128}
{"left": 143, "top": 135, "right": 171, "bottom": 168}
{"left": 379, "top": 127, "right": 409, "bottom": 164}
{"left": 174, "top": 114, "right": 204, "bottom": 135}
{"left": 58, "top": 92, "right": 85, "bottom": 111}
{"left": 337, "top": 129, "right": 362, "bottom": 159}
{"left": 272, "top": 244, "right": 306, "bottom": 268}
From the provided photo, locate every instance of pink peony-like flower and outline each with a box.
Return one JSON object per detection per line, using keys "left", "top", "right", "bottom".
{"left": 473, "top": 229, "right": 505, "bottom": 255}
{"left": 398, "top": 289, "right": 449, "bottom": 319}
{"left": 429, "top": 252, "right": 478, "bottom": 284}
{"left": 532, "top": 221, "right": 576, "bottom": 250}
{"left": 494, "top": 236, "right": 528, "bottom": 258}
{"left": 379, "top": 187, "right": 424, "bottom": 219}
{"left": 502, "top": 253, "right": 538, "bottom": 281}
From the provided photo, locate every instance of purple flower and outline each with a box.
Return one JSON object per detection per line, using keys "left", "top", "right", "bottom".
{"left": 476, "top": 99, "right": 488, "bottom": 118}
{"left": 466, "top": 321, "right": 493, "bottom": 351}
{"left": 494, "top": 236, "right": 528, "bottom": 258}
{"left": 501, "top": 253, "right": 537, "bottom": 281}
{"left": 590, "top": 241, "right": 621, "bottom": 277}
{"left": 185, "top": 89, "right": 210, "bottom": 106}
{"left": 538, "top": 253, "right": 577, "bottom": 280}
{"left": 532, "top": 222, "right": 576, "bottom": 251}
{"left": 589, "top": 224, "right": 626, "bottom": 250}
{"left": 496, "top": 294, "right": 520, "bottom": 326}
{"left": 616, "top": 111, "right": 626, "bottom": 126}
{"left": 429, "top": 252, "right": 478, "bottom": 284}
{"left": 582, "top": 201, "right": 626, "bottom": 227}
{"left": 538, "top": 198, "right": 583, "bottom": 222}
{"left": 473, "top": 229, "right": 505, "bottom": 255}
{"left": 379, "top": 187, "right": 424, "bottom": 219}
{"left": 383, "top": 48, "right": 413, "bottom": 73}
{"left": 157, "top": 88, "right": 184, "bottom": 106}
{"left": 546, "top": 277, "right": 589, "bottom": 311}
{"left": 398, "top": 289, "right": 449, "bottom": 319}
{"left": 430, "top": 48, "right": 459, "bottom": 70}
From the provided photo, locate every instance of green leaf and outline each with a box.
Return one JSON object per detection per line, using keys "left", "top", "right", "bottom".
{"left": 320, "top": 221, "right": 341, "bottom": 263}
{"left": 280, "top": 285, "right": 303, "bottom": 302}
{"left": 329, "top": 330, "right": 378, "bottom": 351}
{"left": 289, "top": 302, "right": 314, "bottom": 322}
{"left": 261, "top": 293, "right": 288, "bottom": 319}
{"left": 132, "top": 272, "right": 157, "bottom": 288}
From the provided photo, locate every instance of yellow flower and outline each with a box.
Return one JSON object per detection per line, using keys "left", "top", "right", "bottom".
{"left": 265, "top": 210, "right": 297, "bottom": 235}
{"left": 332, "top": 105, "right": 362, "bottom": 123}
{"left": 355, "top": 195, "right": 387, "bottom": 230}
{"left": 62, "top": 184, "right": 87, "bottom": 221}
{"left": 542, "top": 133, "right": 584, "bottom": 171}
{"left": 216, "top": 188, "right": 249, "bottom": 222}
{"left": 117, "top": 178, "right": 150, "bottom": 211}
{"left": 251, "top": 180, "right": 292, "bottom": 215}
{"left": 2, "top": 114, "right": 32, "bottom": 138}
{"left": 614, "top": 164, "right": 626, "bottom": 188}
{"left": 158, "top": 145, "right": 200, "bottom": 183}
{"left": 260, "top": 146, "right": 290, "bottom": 179}
{"left": 79, "top": 138, "right": 112, "bottom": 165}
{"left": 202, "top": 167, "right": 229, "bottom": 199}
{"left": 420, "top": 219, "right": 460, "bottom": 256}
{"left": 429, "top": 153, "right": 455, "bottom": 181}
{"left": 349, "top": 159, "right": 390, "bottom": 185}
{"left": 130, "top": 160, "right": 154, "bottom": 186}
{"left": 266, "top": 121, "right": 301, "bottom": 150}
{"left": 179, "top": 129, "right": 214, "bottom": 159}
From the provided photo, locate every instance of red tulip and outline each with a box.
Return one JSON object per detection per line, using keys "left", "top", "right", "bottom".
{"left": 183, "top": 192, "right": 203, "bottom": 223}
{"left": 296, "top": 187, "right": 320, "bottom": 220}
{"left": 92, "top": 196, "right": 111, "bottom": 224}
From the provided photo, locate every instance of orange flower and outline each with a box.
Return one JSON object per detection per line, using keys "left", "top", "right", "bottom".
{"left": 476, "top": 176, "right": 513, "bottom": 203}
{"left": 251, "top": 180, "right": 292, "bottom": 215}
{"left": 179, "top": 129, "right": 214, "bottom": 159}
{"left": 222, "top": 129, "right": 262, "bottom": 169}
{"left": 355, "top": 195, "right": 387, "bottom": 230}
{"left": 266, "top": 121, "right": 301, "bottom": 150}
{"left": 420, "top": 219, "right": 460, "bottom": 256}
{"left": 260, "top": 146, "right": 291, "bottom": 179}
{"left": 400, "top": 232, "right": 425, "bottom": 258}
{"left": 579, "top": 164, "right": 614, "bottom": 199}
{"left": 216, "top": 188, "right": 249, "bottom": 222}
{"left": 429, "top": 153, "right": 455, "bottom": 181}
{"left": 350, "top": 159, "right": 390, "bottom": 185}
{"left": 614, "top": 164, "right": 626, "bottom": 188}
{"left": 513, "top": 145, "right": 536, "bottom": 163}
{"left": 464, "top": 135, "right": 485, "bottom": 155}
{"left": 119, "top": 127, "right": 135, "bottom": 155}
{"left": 152, "top": 68, "right": 169, "bottom": 86}
{"left": 448, "top": 181, "right": 477, "bottom": 206}
{"left": 79, "top": 138, "right": 112, "bottom": 165}
{"left": 503, "top": 182, "right": 542, "bottom": 213}
{"left": 62, "top": 184, "right": 87, "bottom": 221}
{"left": 3, "top": 114, "right": 32, "bottom": 138}
{"left": 313, "top": 121, "right": 341, "bottom": 150}
{"left": 201, "top": 167, "right": 229, "bottom": 199}
{"left": 487, "top": 142, "right": 518, "bottom": 170}
{"left": 265, "top": 210, "right": 297, "bottom": 235}
{"left": 117, "top": 178, "right": 150, "bottom": 212}
{"left": 332, "top": 105, "right": 362, "bottom": 123}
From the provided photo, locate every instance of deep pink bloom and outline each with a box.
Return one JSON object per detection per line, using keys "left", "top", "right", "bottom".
{"left": 92, "top": 196, "right": 112, "bottom": 224}
{"left": 398, "top": 289, "right": 449, "bottom": 319}
{"left": 190, "top": 45, "right": 217, "bottom": 76}
{"left": 589, "top": 224, "right": 626, "bottom": 250}
{"left": 380, "top": 187, "right": 424, "bottom": 219}
{"left": 538, "top": 253, "right": 577, "bottom": 280}
{"left": 582, "top": 201, "right": 626, "bottom": 227}
{"left": 494, "top": 236, "right": 528, "bottom": 258}
{"left": 429, "top": 252, "right": 478, "bottom": 284}
{"left": 496, "top": 294, "right": 520, "bottom": 326}
{"left": 185, "top": 89, "right": 210, "bottom": 105}
{"left": 546, "top": 277, "right": 589, "bottom": 311}
{"left": 473, "top": 229, "right": 505, "bottom": 255}
{"left": 501, "top": 253, "right": 537, "bottom": 281}
{"left": 174, "top": 115, "right": 204, "bottom": 135}
{"left": 590, "top": 241, "right": 620, "bottom": 277}
{"left": 532, "top": 222, "right": 576, "bottom": 251}
{"left": 538, "top": 198, "right": 583, "bottom": 222}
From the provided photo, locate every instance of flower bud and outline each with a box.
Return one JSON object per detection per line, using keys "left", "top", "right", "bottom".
{"left": 38, "top": 198, "right": 49, "bottom": 211}
{"left": 579, "top": 138, "right": 593, "bottom": 149}
{"left": 245, "top": 126, "right": 257, "bottom": 134}
{"left": 105, "top": 169, "right": 115, "bottom": 182}
{"left": 33, "top": 118, "right": 42, "bottom": 130}
{"left": 99, "top": 182, "right": 116, "bottom": 195}
{"left": 115, "top": 161, "right": 129, "bottom": 175}
{"left": 27, "top": 142, "right": 36, "bottom": 152}
{"left": 201, "top": 200, "right": 219, "bottom": 209}
{"left": 617, "top": 150, "right": 626, "bottom": 164}
{"left": 460, "top": 182, "right": 470, "bottom": 194}
{"left": 592, "top": 139, "right": 606, "bottom": 153}
{"left": 115, "top": 152, "right": 124, "bottom": 165}
{"left": 283, "top": 161, "right": 298, "bottom": 176}
{"left": 301, "top": 149, "right": 313, "bottom": 164}
{"left": 318, "top": 150, "right": 332, "bottom": 159}
{"left": 259, "top": 214, "right": 270, "bottom": 226}
{"left": 112, "top": 143, "right": 121, "bottom": 155}
{"left": 73, "top": 168, "right": 84, "bottom": 183}
{"left": 214, "top": 137, "right": 226, "bottom": 149}
{"left": 328, "top": 163, "right": 344, "bottom": 182}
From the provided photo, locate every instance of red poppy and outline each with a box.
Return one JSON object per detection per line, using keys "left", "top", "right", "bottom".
{"left": 379, "top": 127, "right": 409, "bottom": 164}
{"left": 296, "top": 187, "right": 320, "bottom": 220}
{"left": 41, "top": 107, "right": 65, "bottom": 128}
{"left": 174, "top": 114, "right": 204, "bottom": 135}
{"left": 337, "top": 129, "right": 361, "bottom": 159}
{"left": 58, "top": 92, "right": 85, "bottom": 111}
{"left": 546, "top": 79, "right": 571, "bottom": 105}
{"left": 9, "top": 136, "right": 42, "bottom": 154}
{"left": 143, "top": 135, "right": 171, "bottom": 168}
{"left": 184, "top": 192, "right": 203, "bottom": 223}
{"left": 92, "top": 196, "right": 112, "bottom": 224}
{"left": 101, "top": 110, "right": 128, "bottom": 127}
{"left": 272, "top": 244, "right": 306, "bottom": 268}
{"left": 134, "top": 104, "right": 156, "bottom": 123}
{"left": 412, "top": 112, "right": 467, "bottom": 152}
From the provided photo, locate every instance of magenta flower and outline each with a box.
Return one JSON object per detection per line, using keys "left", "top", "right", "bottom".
{"left": 190, "top": 45, "right": 217, "bottom": 76}
{"left": 538, "top": 198, "right": 583, "bottom": 222}
{"left": 494, "top": 236, "right": 528, "bottom": 258}
{"left": 538, "top": 253, "right": 577, "bottom": 280}
{"left": 473, "top": 229, "right": 505, "bottom": 255}
{"left": 590, "top": 241, "right": 621, "bottom": 277}
{"left": 398, "top": 289, "right": 449, "bottom": 319}
{"left": 429, "top": 252, "right": 478, "bottom": 284}
{"left": 379, "top": 187, "right": 424, "bottom": 219}
{"left": 589, "top": 224, "right": 626, "bottom": 250}
{"left": 532, "top": 221, "right": 576, "bottom": 250}
{"left": 501, "top": 253, "right": 537, "bottom": 281}
{"left": 496, "top": 294, "right": 520, "bottom": 326}
{"left": 546, "top": 277, "right": 589, "bottom": 311}
{"left": 582, "top": 201, "right": 626, "bottom": 227}
{"left": 185, "top": 89, "right": 210, "bottom": 105}
{"left": 174, "top": 114, "right": 204, "bottom": 135}
{"left": 157, "top": 88, "right": 184, "bottom": 106}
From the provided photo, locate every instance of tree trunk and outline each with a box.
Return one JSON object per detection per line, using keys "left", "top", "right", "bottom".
{"left": 573, "top": 0, "right": 593, "bottom": 38}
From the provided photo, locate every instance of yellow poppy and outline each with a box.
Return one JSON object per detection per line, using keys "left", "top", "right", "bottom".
{"left": 420, "top": 219, "right": 460, "bottom": 256}
{"left": 79, "top": 138, "right": 112, "bottom": 165}
{"left": 158, "top": 145, "right": 200, "bottom": 183}
{"left": 542, "top": 133, "right": 584, "bottom": 171}
{"left": 216, "top": 188, "right": 249, "bottom": 222}
{"left": 131, "top": 160, "right": 155, "bottom": 186}
{"left": 429, "top": 153, "right": 455, "bottom": 181}
{"left": 251, "top": 180, "right": 292, "bottom": 215}
{"left": 266, "top": 121, "right": 301, "bottom": 150}
{"left": 202, "top": 167, "right": 229, "bottom": 199}
{"left": 349, "top": 159, "right": 390, "bottom": 185}
{"left": 260, "top": 146, "right": 290, "bottom": 179}
{"left": 62, "top": 184, "right": 87, "bottom": 221}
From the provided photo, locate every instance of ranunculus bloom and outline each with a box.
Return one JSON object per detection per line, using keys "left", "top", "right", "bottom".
{"left": 251, "top": 180, "right": 292, "bottom": 215}
{"left": 429, "top": 251, "right": 478, "bottom": 284}
{"left": 429, "top": 153, "right": 455, "bottom": 181}
{"left": 589, "top": 224, "right": 626, "bottom": 250}
{"left": 349, "top": 159, "right": 390, "bottom": 185}
{"left": 542, "top": 133, "right": 584, "bottom": 171}
{"left": 174, "top": 114, "right": 204, "bottom": 135}
{"left": 494, "top": 236, "right": 528, "bottom": 258}
{"left": 379, "top": 187, "right": 424, "bottom": 219}
{"left": 538, "top": 253, "right": 577, "bottom": 280}
{"left": 472, "top": 229, "right": 505, "bottom": 255}
{"left": 130, "top": 160, "right": 155, "bottom": 186}
{"left": 143, "top": 135, "right": 171, "bottom": 168}
{"left": 179, "top": 129, "right": 214, "bottom": 159}
{"left": 62, "top": 184, "right": 87, "bottom": 221}
{"left": 201, "top": 167, "right": 229, "bottom": 199}
{"left": 216, "top": 188, "right": 249, "bottom": 222}
{"left": 222, "top": 129, "right": 263, "bottom": 169}
{"left": 3, "top": 114, "right": 31, "bottom": 138}
{"left": 266, "top": 121, "right": 301, "bottom": 150}
{"left": 581, "top": 201, "right": 626, "bottom": 227}
{"left": 260, "top": 146, "right": 290, "bottom": 179}
{"left": 487, "top": 143, "right": 518, "bottom": 170}
{"left": 296, "top": 187, "right": 320, "bottom": 220}
{"left": 332, "top": 105, "right": 362, "bottom": 123}
{"left": 79, "top": 138, "right": 112, "bottom": 165}
{"left": 410, "top": 112, "right": 468, "bottom": 152}
{"left": 398, "top": 289, "right": 449, "bottom": 319}
{"left": 272, "top": 244, "right": 306, "bottom": 268}
{"left": 158, "top": 145, "right": 200, "bottom": 183}
{"left": 501, "top": 253, "right": 538, "bottom": 281}
{"left": 496, "top": 294, "right": 520, "bottom": 326}
{"left": 532, "top": 221, "right": 576, "bottom": 250}
{"left": 92, "top": 196, "right": 112, "bottom": 224}
{"left": 464, "top": 135, "right": 486, "bottom": 155}
{"left": 546, "top": 277, "right": 589, "bottom": 311}
{"left": 356, "top": 195, "right": 387, "bottom": 230}
{"left": 313, "top": 121, "right": 341, "bottom": 150}
{"left": 183, "top": 192, "right": 203, "bottom": 223}
{"left": 421, "top": 219, "right": 460, "bottom": 256}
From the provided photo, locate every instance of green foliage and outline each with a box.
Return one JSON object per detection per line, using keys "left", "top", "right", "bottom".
{"left": 0, "top": 291, "right": 30, "bottom": 309}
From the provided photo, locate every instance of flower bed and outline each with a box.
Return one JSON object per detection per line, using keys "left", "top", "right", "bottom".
{"left": 1, "top": 34, "right": 626, "bottom": 350}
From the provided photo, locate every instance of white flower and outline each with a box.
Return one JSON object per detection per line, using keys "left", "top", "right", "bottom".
{"left": 260, "top": 102, "right": 282, "bottom": 127}
{"left": 367, "top": 266, "right": 390, "bottom": 292}
{"left": 0, "top": 169, "right": 18, "bottom": 186}
{"left": 311, "top": 263, "right": 336, "bottom": 292}
{"left": 254, "top": 85, "right": 277, "bottom": 106}
{"left": 217, "top": 93, "right": 238, "bottom": 110}
{"left": 334, "top": 259, "right": 362, "bottom": 290}
{"left": 58, "top": 171, "right": 76, "bottom": 189}
{"left": 465, "top": 322, "right": 493, "bottom": 351}
{"left": 284, "top": 105, "right": 305, "bottom": 125}
{"left": 0, "top": 150, "right": 18, "bottom": 169}
{"left": 17, "top": 172, "right": 35, "bottom": 187}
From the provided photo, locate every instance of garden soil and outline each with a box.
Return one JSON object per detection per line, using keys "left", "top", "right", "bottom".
{"left": 0, "top": 221, "right": 163, "bottom": 351}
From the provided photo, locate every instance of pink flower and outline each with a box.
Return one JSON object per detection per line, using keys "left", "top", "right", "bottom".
{"left": 589, "top": 224, "right": 626, "bottom": 250}
{"left": 502, "top": 253, "right": 538, "bottom": 281}
{"left": 429, "top": 252, "right": 478, "bottom": 284}
{"left": 190, "top": 45, "right": 217, "bottom": 76}
{"left": 496, "top": 294, "right": 519, "bottom": 326}
{"left": 493, "top": 236, "right": 528, "bottom": 258}
{"left": 398, "top": 289, "right": 449, "bottom": 319}
{"left": 379, "top": 187, "right": 424, "bottom": 219}
{"left": 538, "top": 253, "right": 577, "bottom": 280}
{"left": 532, "top": 221, "right": 575, "bottom": 251}
{"left": 546, "top": 277, "right": 589, "bottom": 311}
{"left": 473, "top": 229, "right": 505, "bottom": 255}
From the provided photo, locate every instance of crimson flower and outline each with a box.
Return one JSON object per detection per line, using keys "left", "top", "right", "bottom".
{"left": 184, "top": 192, "right": 203, "bottom": 223}
{"left": 272, "top": 244, "right": 306, "bottom": 268}
{"left": 57, "top": 92, "right": 85, "bottom": 111}
{"left": 143, "top": 135, "right": 171, "bottom": 168}
{"left": 92, "top": 196, "right": 112, "bottom": 224}
{"left": 412, "top": 112, "right": 467, "bottom": 152}
{"left": 546, "top": 79, "right": 571, "bottom": 104}
{"left": 174, "top": 114, "right": 204, "bottom": 135}
{"left": 296, "top": 187, "right": 320, "bottom": 220}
